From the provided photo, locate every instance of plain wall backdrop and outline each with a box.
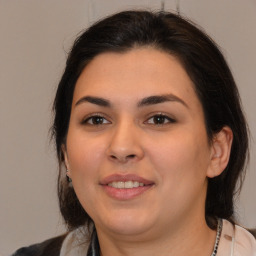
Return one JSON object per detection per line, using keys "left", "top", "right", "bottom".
{"left": 1, "top": 1, "right": 255, "bottom": 255}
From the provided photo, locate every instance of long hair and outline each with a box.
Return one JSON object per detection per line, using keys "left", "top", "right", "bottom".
{"left": 52, "top": 10, "right": 249, "bottom": 231}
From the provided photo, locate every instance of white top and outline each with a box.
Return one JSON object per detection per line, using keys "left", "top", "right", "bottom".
{"left": 218, "top": 220, "right": 256, "bottom": 256}
{"left": 60, "top": 220, "right": 256, "bottom": 256}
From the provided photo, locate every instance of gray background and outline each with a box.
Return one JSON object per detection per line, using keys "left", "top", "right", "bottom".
{"left": 1, "top": 0, "right": 255, "bottom": 255}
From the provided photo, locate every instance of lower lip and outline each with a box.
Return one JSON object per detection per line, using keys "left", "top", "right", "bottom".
{"left": 101, "top": 185, "right": 153, "bottom": 200}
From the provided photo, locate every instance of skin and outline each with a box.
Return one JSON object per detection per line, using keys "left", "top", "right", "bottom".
{"left": 64, "top": 47, "right": 233, "bottom": 256}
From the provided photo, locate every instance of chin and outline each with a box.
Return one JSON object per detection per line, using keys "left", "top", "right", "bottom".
{"left": 96, "top": 210, "right": 155, "bottom": 237}
{"left": 106, "top": 223, "right": 152, "bottom": 237}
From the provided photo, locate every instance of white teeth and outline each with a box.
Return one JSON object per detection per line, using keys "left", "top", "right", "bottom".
{"left": 108, "top": 181, "right": 145, "bottom": 188}
{"left": 125, "top": 181, "right": 133, "bottom": 188}
{"left": 133, "top": 181, "right": 139, "bottom": 188}
{"left": 117, "top": 181, "right": 124, "bottom": 188}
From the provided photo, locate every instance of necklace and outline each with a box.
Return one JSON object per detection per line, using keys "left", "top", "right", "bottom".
{"left": 211, "top": 218, "right": 223, "bottom": 256}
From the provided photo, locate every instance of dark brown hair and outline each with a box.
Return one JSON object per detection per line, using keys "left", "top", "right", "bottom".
{"left": 52, "top": 10, "right": 249, "bottom": 231}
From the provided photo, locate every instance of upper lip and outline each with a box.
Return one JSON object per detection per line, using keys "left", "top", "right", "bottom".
{"left": 100, "top": 174, "right": 154, "bottom": 185}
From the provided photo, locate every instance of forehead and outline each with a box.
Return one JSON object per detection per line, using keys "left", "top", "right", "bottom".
{"left": 73, "top": 47, "right": 200, "bottom": 108}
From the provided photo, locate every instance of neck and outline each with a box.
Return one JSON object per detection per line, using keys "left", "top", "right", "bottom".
{"left": 96, "top": 216, "right": 217, "bottom": 256}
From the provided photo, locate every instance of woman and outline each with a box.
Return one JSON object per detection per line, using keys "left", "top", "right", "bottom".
{"left": 13, "top": 10, "right": 255, "bottom": 256}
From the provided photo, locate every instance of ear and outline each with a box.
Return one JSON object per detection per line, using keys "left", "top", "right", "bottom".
{"left": 62, "top": 144, "right": 71, "bottom": 176}
{"left": 207, "top": 126, "right": 233, "bottom": 178}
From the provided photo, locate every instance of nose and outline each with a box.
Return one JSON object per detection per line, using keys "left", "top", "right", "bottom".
{"left": 106, "top": 120, "right": 144, "bottom": 163}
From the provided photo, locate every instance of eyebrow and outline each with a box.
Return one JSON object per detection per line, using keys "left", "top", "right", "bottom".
{"left": 75, "top": 96, "right": 111, "bottom": 107}
{"left": 75, "top": 94, "right": 188, "bottom": 108}
{"left": 137, "top": 94, "right": 188, "bottom": 108}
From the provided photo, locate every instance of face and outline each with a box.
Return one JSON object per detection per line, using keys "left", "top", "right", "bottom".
{"left": 64, "top": 48, "right": 215, "bottom": 240}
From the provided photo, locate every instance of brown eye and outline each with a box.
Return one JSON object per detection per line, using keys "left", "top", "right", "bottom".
{"left": 146, "top": 114, "right": 176, "bottom": 125}
{"left": 83, "top": 115, "right": 110, "bottom": 125}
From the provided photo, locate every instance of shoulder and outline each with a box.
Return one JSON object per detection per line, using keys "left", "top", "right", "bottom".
{"left": 218, "top": 219, "right": 256, "bottom": 256}
{"left": 11, "top": 234, "right": 67, "bottom": 256}
{"left": 234, "top": 223, "right": 256, "bottom": 255}
{"left": 59, "top": 226, "right": 91, "bottom": 256}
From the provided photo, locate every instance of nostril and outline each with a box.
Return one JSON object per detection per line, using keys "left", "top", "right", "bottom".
{"left": 127, "top": 154, "right": 136, "bottom": 159}
{"left": 110, "top": 154, "right": 136, "bottom": 161}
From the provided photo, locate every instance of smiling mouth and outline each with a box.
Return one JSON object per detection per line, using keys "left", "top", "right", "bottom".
{"left": 101, "top": 177, "right": 154, "bottom": 200}
{"left": 107, "top": 181, "right": 146, "bottom": 189}
{"left": 100, "top": 174, "right": 154, "bottom": 199}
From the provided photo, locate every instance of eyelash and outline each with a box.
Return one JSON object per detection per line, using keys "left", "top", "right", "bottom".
{"left": 81, "top": 114, "right": 110, "bottom": 125}
{"left": 145, "top": 114, "right": 176, "bottom": 125}
{"left": 81, "top": 113, "right": 176, "bottom": 126}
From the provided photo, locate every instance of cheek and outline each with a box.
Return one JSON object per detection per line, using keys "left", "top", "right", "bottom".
{"left": 66, "top": 132, "right": 106, "bottom": 179}
{"left": 146, "top": 132, "right": 210, "bottom": 219}
{"left": 65, "top": 134, "right": 107, "bottom": 212}
{"left": 147, "top": 130, "right": 211, "bottom": 184}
